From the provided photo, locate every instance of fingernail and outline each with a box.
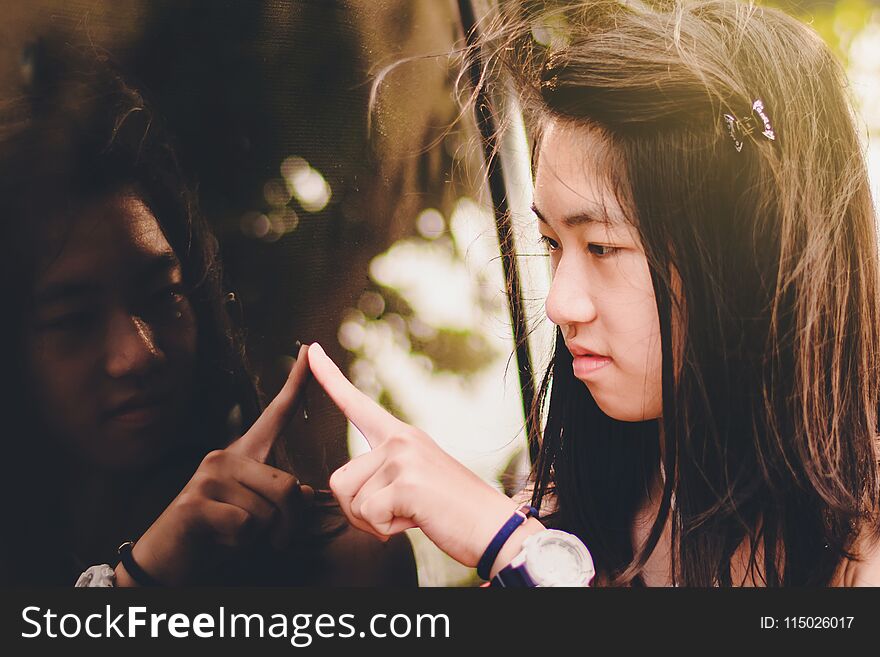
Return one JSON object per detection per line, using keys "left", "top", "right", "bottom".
{"left": 299, "top": 484, "right": 315, "bottom": 505}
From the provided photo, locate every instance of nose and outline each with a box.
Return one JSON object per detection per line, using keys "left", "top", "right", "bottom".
{"left": 545, "top": 256, "right": 598, "bottom": 329}
{"left": 105, "top": 311, "right": 165, "bottom": 379}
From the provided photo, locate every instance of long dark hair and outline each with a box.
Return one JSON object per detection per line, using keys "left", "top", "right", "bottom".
{"left": 0, "top": 40, "right": 266, "bottom": 582}
{"left": 481, "top": 0, "right": 880, "bottom": 585}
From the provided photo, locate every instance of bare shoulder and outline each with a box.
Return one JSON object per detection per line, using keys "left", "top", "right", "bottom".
{"left": 831, "top": 526, "right": 880, "bottom": 587}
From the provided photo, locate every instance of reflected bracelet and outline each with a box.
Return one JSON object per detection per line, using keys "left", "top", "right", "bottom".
{"left": 117, "top": 541, "right": 161, "bottom": 587}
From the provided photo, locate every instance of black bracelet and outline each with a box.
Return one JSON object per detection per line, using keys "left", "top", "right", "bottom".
{"left": 117, "top": 541, "right": 161, "bottom": 587}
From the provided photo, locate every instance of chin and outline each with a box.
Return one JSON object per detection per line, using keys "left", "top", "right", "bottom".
{"left": 598, "top": 408, "right": 649, "bottom": 422}
{"left": 592, "top": 396, "right": 661, "bottom": 423}
{"left": 86, "top": 425, "right": 178, "bottom": 471}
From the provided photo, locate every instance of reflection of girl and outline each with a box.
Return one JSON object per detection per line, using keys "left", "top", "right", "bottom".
{"left": 307, "top": 0, "right": 880, "bottom": 586}
{"left": 0, "top": 44, "right": 414, "bottom": 586}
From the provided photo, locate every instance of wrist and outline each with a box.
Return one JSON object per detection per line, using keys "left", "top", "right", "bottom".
{"left": 489, "top": 517, "right": 545, "bottom": 579}
{"left": 474, "top": 500, "right": 542, "bottom": 580}
{"left": 116, "top": 540, "right": 166, "bottom": 586}
{"left": 113, "top": 561, "right": 138, "bottom": 587}
{"left": 128, "top": 522, "right": 195, "bottom": 585}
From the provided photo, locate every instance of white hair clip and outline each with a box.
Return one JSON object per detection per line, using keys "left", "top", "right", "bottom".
{"left": 723, "top": 99, "right": 776, "bottom": 152}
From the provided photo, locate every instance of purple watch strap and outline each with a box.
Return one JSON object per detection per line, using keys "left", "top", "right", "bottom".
{"left": 477, "top": 504, "right": 538, "bottom": 581}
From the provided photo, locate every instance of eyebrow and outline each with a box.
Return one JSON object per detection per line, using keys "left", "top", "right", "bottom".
{"left": 34, "top": 282, "right": 102, "bottom": 307}
{"left": 35, "top": 251, "right": 182, "bottom": 306}
{"left": 134, "top": 251, "right": 183, "bottom": 284}
{"left": 530, "top": 203, "right": 621, "bottom": 227}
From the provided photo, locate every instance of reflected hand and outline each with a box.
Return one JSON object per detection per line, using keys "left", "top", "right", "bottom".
{"left": 121, "top": 344, "right": 314, "bottom": 585}
{"left": 307, "top": 342, "right": 521, "bottom": 568}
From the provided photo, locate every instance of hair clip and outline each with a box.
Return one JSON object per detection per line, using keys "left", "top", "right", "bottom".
{"left": 722, "top": 99, "right": 776, "bottom": 152}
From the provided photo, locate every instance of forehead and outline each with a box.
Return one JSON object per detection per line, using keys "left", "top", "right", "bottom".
{"left": 533, "top": 119, "right": 629, "bottom": 227}
{"left": 34, "top": 194, "right": 177, "bottom": 296}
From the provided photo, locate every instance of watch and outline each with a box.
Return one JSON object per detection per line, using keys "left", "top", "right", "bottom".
{"left": 75, "top": 564, "right": 116, "bottom": 587}
{"left": 491, "top": 529, "right": 595, "bottom": 587}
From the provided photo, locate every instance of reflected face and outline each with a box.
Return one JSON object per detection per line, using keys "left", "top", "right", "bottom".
{"left": 24, "top": 194, "right": 198, "bottom": 469}
{"left": 534, "top": 120, "right": 662, "bottom": 421}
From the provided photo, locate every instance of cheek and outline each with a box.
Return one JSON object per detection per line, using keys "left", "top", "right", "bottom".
{"left": 153, "top": 300, "right": 198, "bottom": 359}
{"left": 611, "top": 309, "right": 661, "bottom": 381}
{"left": 156, "top": 305, "right": 198, "bottom": 385}
{"left": 603, "top": 279, "right": 659, "bottom": 353}
{"left": 625, "top": 303, "right": 663, "bottom": 417}
{"left": 177, "top": 307, "right": 198, "bottom": 361}
{"left": 24, "top": 336, "right": 100, "bottom": 438}
{"left": 602, "top": 284, "right": 663, "bottom": 416}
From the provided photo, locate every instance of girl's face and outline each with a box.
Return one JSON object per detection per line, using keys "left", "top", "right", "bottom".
{"left": 534, "top": 120, "right": 662, "bottom": 421}
{"left": 24, "top": 193, "right": 198, "bottom": 470}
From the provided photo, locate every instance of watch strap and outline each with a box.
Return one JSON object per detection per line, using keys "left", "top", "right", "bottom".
{"left": 491, "top": 557, "right": 537, "bottom": 587}
{"left": 490, "top": 529, "right": 596, "bottom": 587}
{"left": 477, "top": 504, "right": 538, "bottom": 581}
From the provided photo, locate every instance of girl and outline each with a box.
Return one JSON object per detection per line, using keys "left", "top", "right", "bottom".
{"left": 0, "top": 42, "right": 415, "bottom": 586}
{"left": 306, "top": 0, "right": 880, "bottom": 586}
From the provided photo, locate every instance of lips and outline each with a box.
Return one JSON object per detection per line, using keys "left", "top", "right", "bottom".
{"left": 566, "top": 343, "right": 610, "bottom": 359}
{"left": 567, "top": 343, "right": 613, "bottom": 378}
{"left": 104, "top": 393, "right": 171, "bottom": 426}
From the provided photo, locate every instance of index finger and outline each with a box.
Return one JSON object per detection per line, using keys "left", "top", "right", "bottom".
{"left": 307, "top": 342, "right": 403, "bottom": 447}
{"left": 227, "top": 342, "right": 311, "bottom": 462}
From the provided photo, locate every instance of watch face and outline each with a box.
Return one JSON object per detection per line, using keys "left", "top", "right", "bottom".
{"left": 527, "top": 531, "right": 596, "bottom": 586}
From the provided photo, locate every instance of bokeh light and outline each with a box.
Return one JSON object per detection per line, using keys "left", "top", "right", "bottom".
{"left": 240, "top": 211, "right": 272, "bottom": 239}
{"left": 263, "top": 178, "right": 291, "bottom": 207}
{"left": 358, "top": 290, "right": 386, "bottom": 319}
{"left": 281, "top": 155, "right": 332, "bottom": 212}
{"left": 416, "top": 208, "right": 445, "bottom": 239}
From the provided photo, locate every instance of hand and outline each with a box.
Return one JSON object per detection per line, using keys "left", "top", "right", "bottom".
{"left": 119, "top": 344, "right": 314, "bottom": 586}
{"left": 307, "top": 342, "right": 533, "bottom": 569}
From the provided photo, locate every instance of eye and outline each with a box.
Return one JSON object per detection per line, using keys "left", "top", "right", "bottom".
{"left": 145, "top": 285, "right": 189, "bottom": 316}
{"left": 156, "top": 286, "right": 182, "bottom": 302}
{"left": 43, "top": 311, "right": 99, "bottom": 333}
{"left": 587, "top": 243, "right": 619, "bottom": 258}
{"left": 539, "top": 234, "right": 560, "bottom": 251}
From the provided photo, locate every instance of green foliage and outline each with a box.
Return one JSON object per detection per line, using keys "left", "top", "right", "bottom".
{"left": 764, "top": 0, "right": 876, "bottom": 60}
{"left": 409, "top": 327, "right": 497, "bottom": 376}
